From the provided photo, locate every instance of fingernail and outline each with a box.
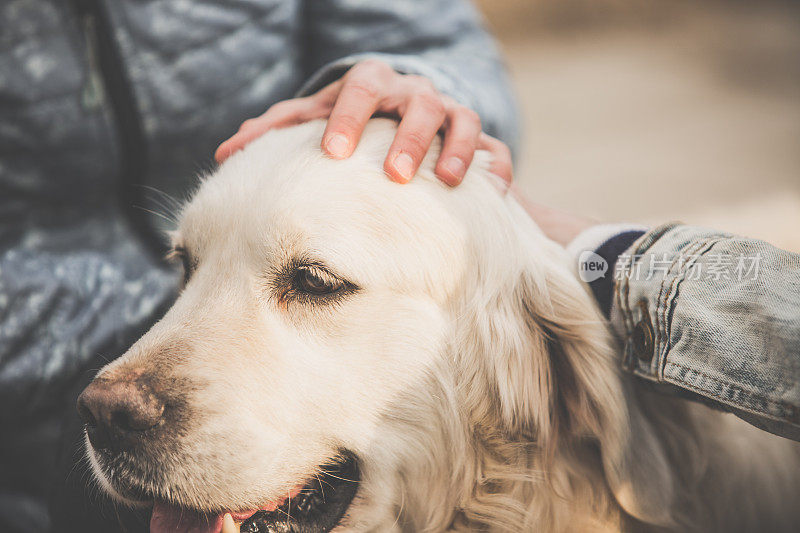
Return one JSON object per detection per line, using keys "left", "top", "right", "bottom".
{"left": 443, "top": 157, "right": 466, "bottom": 180}
{"left": 392, "top": 152, "right": 415, "bottom": 182}
{"left": 324, "top": 134, "right": 350, "bottom": 158}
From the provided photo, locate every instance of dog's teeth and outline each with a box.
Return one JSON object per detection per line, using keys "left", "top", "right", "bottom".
{"left": 222, "top": 513, "right": 240, "bottom": 533}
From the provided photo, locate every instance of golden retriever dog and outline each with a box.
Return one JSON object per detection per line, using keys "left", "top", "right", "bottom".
{"left": 77, "top": 119, "right": 800, "bottom": 532}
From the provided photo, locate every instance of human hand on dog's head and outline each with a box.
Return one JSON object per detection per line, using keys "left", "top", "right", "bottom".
{"left": 215, "top": 58, "right": 513, "bottom": 186}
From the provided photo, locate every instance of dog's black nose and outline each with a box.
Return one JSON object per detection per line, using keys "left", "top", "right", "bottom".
{"left": 77, "top": 378, "right": 165, "bottom": 452}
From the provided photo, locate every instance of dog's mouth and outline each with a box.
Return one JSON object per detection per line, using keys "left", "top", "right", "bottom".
{"left": 146, "top": 452, "right": 360, "bottom": 533}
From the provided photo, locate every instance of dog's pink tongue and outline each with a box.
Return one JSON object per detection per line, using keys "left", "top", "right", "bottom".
{"left": 150, "top": 501, "right": 225, "bottom": 533}
{"left": 150, "top": 486, "right": 304, "bottom": 532}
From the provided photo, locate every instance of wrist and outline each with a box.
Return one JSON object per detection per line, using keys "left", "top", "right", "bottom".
{"left": 510, "top": 185, "right": 596, "bottom": 246}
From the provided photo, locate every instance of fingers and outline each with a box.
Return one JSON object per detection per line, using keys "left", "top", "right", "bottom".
{"left": 478, "top": 132, "right": 513, "bottom": 184}
{"left": 215, "top": 81, "right": 344, "bottom": 163}
{"left": 434, "top": 106, "right": 482, "bottom": 186}
{"left": 321, "top": 62, "right": 391, "bottom": 159}
{"left": 214, "top": 117, "right": 269, "bottom": 163}
{"left": 383, "top": 88, "right": 446, "bottom": 183}
{"left": 213, "top": 57, "right": 514, "bottom": 189}
{"left": 215, "top": 99, "right": 320, "bottom": 163}
{"left": 222, "top": 513, "right": 240, "bottom": 533}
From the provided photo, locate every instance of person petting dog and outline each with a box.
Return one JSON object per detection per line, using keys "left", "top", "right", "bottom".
{"left": 0, "top": 2, "right": 515, "bottom": 532}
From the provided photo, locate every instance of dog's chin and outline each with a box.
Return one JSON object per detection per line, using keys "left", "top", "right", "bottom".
{"left": 87, "top": 443, "right": 361, "bottom": 533}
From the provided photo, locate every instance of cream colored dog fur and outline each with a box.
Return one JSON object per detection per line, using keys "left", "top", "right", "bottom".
{"left": 88, "top": 119, "right": 800, "bottom": 532}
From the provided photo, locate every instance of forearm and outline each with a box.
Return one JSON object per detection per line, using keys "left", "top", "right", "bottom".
{"left": 569, "top": 223, "right": 800, "bottom": 440}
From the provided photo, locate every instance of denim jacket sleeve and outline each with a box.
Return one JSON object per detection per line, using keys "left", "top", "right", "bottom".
{"left": 610, "top": 223, "right": 800, "bottom": 441}
{"left": 296, "top": 0, "right": 519, "bottom": 152}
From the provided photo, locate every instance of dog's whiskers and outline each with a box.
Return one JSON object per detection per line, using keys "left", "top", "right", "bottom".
{"left": 132, "top": 204, "right": 177, "bottom": 226}
{"left": 391, "top": 486, "right": 405, "bottom": 530}
{"left": 314, "top": 473, "right": 326, "bottom": 502}
{"left": 318, "top": 472, "right": 358, "bottom": 484}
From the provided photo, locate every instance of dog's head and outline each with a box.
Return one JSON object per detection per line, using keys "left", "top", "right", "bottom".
{"left": 79, "top": 119, "right": 674, "bottom": 532}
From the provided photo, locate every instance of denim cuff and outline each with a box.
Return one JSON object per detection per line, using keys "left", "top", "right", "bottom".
{"left": 591, "top": 231, "right": 647, "bottom": 317}
{"left": 567, "top": 224, "right": 648, "bottom": 317}
{"left": 611, "top": 223, "right": 800, "bottom": 439}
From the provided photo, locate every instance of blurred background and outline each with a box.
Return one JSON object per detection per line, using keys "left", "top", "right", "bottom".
{"left": 477, "top": 0, "right": 800, "bottom": 250}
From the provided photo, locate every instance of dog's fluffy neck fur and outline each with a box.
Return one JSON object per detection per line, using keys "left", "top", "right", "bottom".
{"left": 375, "top": 359, "right": 623, "bottom": 533}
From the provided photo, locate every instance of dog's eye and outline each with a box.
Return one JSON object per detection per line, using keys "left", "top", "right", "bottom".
{"left": 166, "top": 246, "right": 193, "bottom": 286}
{"left": 278, "top": 262, "right": 358, "bottom": 306}
{"left": 295, "top": 267, "right": 342, "bottom": 296}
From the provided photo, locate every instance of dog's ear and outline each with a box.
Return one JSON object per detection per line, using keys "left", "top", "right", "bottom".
{"left": 600, "top": 380, "right": 677, "bottom": 527}
{"left": 456, "top": 206, "right": 676, "bottom": 526}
